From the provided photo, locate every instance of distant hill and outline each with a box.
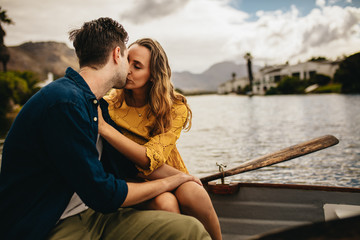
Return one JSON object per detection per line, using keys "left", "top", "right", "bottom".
{"left": 7, "top": 41, "right": 78, "bottom": 79}
{"left": 172, "top": 61, "right": 260, "bottom": 93}
{"left": 6, "top": 41, "right": 259, "bottom": 91}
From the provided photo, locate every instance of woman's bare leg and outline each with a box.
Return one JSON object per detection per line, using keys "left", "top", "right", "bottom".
{"left": 135, "top": 191, "right": 181, "bottom": 213}
{"left": 175, "top": 182, "right": 222, "bottom": 240}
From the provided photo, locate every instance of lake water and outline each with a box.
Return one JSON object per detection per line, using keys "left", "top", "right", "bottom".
{"left": 1, "top": 94, "right": 359, "bottom": 188}
{"left": 177, "top": 94, "right": 360, "bottom": 188}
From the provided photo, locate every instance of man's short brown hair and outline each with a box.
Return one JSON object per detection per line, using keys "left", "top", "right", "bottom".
{"left": 69, "top": 17, "right": 128, "bottom": 68}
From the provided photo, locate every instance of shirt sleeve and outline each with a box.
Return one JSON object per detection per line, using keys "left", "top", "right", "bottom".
{"left": 41, "top": 102, "right": 128, "bottom": 213}
{"left": 138, "top": 103, "right": 188, "bottom": 175}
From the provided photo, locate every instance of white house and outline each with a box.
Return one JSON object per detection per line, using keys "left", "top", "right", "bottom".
{"left": 252, "top": 60, "right": 340, "bottom": 95}
{"left": 218, "top": 76, "right": 249, "bottom": 94}
{"left": 35, "top": 72, "right": 54, "bottom": 88}
{"left": 218, "top": 60, "right": 341, "bottom": 95}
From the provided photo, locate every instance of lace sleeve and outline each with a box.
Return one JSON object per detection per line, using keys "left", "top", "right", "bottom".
{"left": 136, "top": 104, "right": 187, "bottom": 175}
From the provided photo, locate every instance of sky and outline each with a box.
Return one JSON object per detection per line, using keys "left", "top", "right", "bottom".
{"left": 1, "top": 0, "right": 360, "bottom": 73}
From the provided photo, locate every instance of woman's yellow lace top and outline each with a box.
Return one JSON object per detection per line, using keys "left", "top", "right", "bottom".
{"left": 107, "top": 100, "right": 189, "bottom": 175}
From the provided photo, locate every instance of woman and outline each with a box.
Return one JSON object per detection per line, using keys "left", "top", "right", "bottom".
{"left": 98, "top": 38, "right": 221, "bottom": 240}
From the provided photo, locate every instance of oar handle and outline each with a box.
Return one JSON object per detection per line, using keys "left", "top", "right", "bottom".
{"left": 200, "top": 135, "right": 339, "bottom": 184}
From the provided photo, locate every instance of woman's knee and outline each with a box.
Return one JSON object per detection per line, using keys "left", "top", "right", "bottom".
{"left": 152, "top": 192, "right": 180, "bottom": 213}
{"left": 175, "top": 182, "right": 211, "bottom": 206}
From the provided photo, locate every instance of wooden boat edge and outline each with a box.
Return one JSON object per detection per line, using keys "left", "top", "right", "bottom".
{"left": 205, "top": 182, "right": 360, "bottom": 193}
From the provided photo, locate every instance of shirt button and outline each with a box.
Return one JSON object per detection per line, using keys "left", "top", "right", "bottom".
{"left": 93, "top": 99, "right": 98, "bottom": 104}
{"left": 93, "top": 117, "right": 98, "bottom": 122}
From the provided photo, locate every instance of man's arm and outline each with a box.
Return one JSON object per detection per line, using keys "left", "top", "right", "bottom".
{"left": 42, "top": 102, "right": 128, "bottom": 213}
{"left": 139, "top": 164, "right": 203, "bottom": 186}
{"left": 122, "top": 173, "right": 197, "bottom": 206}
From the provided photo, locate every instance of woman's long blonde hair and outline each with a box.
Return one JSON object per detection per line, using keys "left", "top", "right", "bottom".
{"left": 108, "top": 38, "right": 192, "bottom": 136}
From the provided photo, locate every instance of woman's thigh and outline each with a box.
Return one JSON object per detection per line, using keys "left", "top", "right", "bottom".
{"left": 174, "top": 181, "right": 211, "bottom": 207}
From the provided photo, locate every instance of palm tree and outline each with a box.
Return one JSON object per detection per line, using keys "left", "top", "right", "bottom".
{"left": 244, "top": 52, "right": 253, "bottom": 94}
{"left": 0, "top": 7, "right": 14, "bottom": 72}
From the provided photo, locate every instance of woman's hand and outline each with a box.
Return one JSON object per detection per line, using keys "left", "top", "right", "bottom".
{"left": 192, "top": 175, "right": 203, "bottom": 186}
{"left": 124, "top": 173, "right": 201, "bottom": 207}
{"left": 163, "top": 173, "right": 201, "bottom": 191}
{"left": 141, "top": 164, "right": 203, "bottom": 186}
{"left": 96, "top": 106, "right": 149, "bottom": 169}
{"left": 97, "top": 106, "right": 109, "bottom": 136}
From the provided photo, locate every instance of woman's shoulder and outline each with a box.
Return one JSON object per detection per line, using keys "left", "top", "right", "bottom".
{"left": 104, "top": 89, "right": 124, "bottom": 108}
{"left": 104, "top": 94, "right": 126, "bottom": 111}
{"left": 172, "top": 101, "right": 187, "bottom": 116}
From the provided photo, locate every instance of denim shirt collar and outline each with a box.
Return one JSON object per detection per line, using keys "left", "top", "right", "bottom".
{"left": 65, "top": 67, "right": 97, "bottom": 101}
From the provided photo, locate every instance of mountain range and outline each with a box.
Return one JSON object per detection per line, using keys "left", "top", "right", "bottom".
{"left": 6, "top": 41, "right": 259, "bottom": 92}
{"left": 172, "top": 61, "right": 260, "bottom": 92}
{"left": 7, "top": 41, "right": 79, "bottom": 79}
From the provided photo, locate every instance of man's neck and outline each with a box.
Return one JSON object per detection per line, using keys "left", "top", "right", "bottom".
{"left": 79, "top": 67, "right": 112, "bottom": 99}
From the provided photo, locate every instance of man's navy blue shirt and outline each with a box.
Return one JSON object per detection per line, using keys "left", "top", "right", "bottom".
{"left": 0, "top": 68, "right": 137, "bottom": 239}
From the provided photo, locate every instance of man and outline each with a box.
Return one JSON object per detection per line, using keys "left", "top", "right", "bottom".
{"left": 0, "top": 17, "right": 210, "bottom": 240}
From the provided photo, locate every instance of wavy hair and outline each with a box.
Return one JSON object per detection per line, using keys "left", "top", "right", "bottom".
{"left": 108, "top": 38, "right": 192, "bottom": 136}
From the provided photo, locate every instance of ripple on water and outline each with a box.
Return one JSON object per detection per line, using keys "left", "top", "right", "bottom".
{"left": 178, "top": 94, "right": 360, "bottom": 188}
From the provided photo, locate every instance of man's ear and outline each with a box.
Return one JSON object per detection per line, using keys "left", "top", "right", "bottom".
{"left": 112, "top": 46, "right": 121, "bottom": 63}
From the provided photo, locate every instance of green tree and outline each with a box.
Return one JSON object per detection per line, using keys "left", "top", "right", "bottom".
{"left": 334, "top": 52, "right": 360, "bottom": 93}
{"left": 265, "top": 87, "right": 279, "bottom": 95}
{"left": 243, "top": 84, "right": 252, "bottom": 94}
{"left": 0, "top": 71, "right": 40, "bottom": 118}
{"left": 307, "top": 74, "right": 331, "bottom": 86}
{"left": 17, "top": 71, "right": 41, "bottom": 102}
{"left": 0, "top": 71, "right": 29, "bottom": 104}
{"left": 0, "top": 74, "right": 11, "bottom": 117}
{"left": 308, "top": 56, "right": 327, "bottom": 62}
{"left": 0, "top": 7, "right": 14, "bottom": 72}
{"left": 244, "top": 52, "right": 253, "bottom": 92}
{"left": 277, "top": 76, "right": 306, "bottom": 94}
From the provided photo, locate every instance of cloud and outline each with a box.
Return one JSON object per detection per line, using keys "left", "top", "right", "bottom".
{"left": 222, "top": 3, "right": 360, "bottom": 67}
{"left": 121, "top": 0, "right": 356, "bottom": 72}
{"left": 316, "top": 0, "right": 326, "bottom": 8}
{"left": 121, "top": 0, "right": 191, "bottom": 24}
{"left": 2, "top": 0, "right": 360, "bottom": 73}
{"left": 121, "top": 0, "right": 249, "bottom": 72}
{"left": 301, "top": 6, "right": 360, "bottom": 51}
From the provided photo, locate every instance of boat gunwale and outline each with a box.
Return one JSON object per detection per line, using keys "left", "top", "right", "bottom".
{"left": 206, "top": 182, "right": 360, "bottom": 193}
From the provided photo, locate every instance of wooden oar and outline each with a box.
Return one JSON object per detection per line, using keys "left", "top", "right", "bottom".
{"left": 200, "top": 135, "right": 339, "bottom": 184}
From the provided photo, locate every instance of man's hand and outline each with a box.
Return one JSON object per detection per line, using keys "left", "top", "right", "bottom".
{"left": 123, "top": 172, "right": 201, "bottom": 207}
{"left": 164, "top": 173, "right": 202, "bottom": 191}
{"left": 141, "top": 164, "right": 202, "bottom": 186}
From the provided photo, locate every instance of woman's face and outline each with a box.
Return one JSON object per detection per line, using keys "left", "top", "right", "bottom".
{"left": 125, "top": 44, "right": 151, "bottom": 91}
